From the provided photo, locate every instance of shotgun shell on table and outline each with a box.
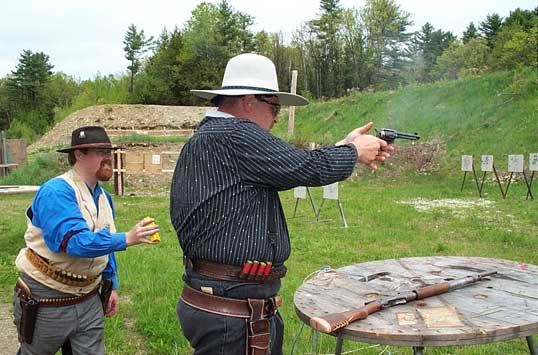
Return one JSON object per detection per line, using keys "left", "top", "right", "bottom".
{"left": 144, "top": 216, "right": 160, "bottom": 243}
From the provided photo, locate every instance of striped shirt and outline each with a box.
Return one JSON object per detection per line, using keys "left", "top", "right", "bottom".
{"left": 170, "top": 109, "right": 357, "bottom": 266}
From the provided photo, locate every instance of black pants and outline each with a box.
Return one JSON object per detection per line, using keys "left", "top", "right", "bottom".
{"left": 177, "top": 270, "right": 284, "bottom": 355}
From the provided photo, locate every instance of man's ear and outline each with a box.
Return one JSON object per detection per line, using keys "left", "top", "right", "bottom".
{"left": 243, "top": 95, "right": 255, "bottom": 112}
{"left": 74, "top": 149, "right": 85, "bottom": 161}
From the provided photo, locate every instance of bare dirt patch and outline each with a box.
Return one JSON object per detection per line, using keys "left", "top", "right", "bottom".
{"left": 399, "top": 198, "right": 494, "bottom": 218}
{"left": 0, "top": 302, "right": 19, "bottom": 355}
{"left": 383, "top": 138, "right": 445, "bottom": 175}
{"left": 125, "top": 173, "right": 173, "bottom": 197}
{"left": 25, "top": 104, "right": 207, "bottom": 195}
{"left": 29, "top": 104, "right": 207, "bottom": 153}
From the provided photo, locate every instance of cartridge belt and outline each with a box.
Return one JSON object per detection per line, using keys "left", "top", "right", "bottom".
{"left": 180, "top": 284, "right": 281, "bottom": 318}
{"left": 184, "top": 257, "right": 286, "bottom": 283}
{"left": 15, "top": 277, "right": 99, "bottom": 307}
{"left": 25, "top": 248, "right": 99, "bottom": 287}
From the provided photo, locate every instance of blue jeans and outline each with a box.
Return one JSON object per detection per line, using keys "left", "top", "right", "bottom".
{"left": 177, "top": 270, "right": 284, "bottom": 355}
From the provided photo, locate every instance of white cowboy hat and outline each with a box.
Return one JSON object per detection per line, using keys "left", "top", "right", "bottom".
{"left": 191, "top": 53, "right": 309, "bottom": 106}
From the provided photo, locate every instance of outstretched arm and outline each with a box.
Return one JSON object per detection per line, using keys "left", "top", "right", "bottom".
{"left": 336, "top": 122, "right": 393, "bottom": 170}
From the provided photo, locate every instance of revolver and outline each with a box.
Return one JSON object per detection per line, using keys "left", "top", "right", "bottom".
{"left": 376, "top": 128, "right": 420, "bottom": 144}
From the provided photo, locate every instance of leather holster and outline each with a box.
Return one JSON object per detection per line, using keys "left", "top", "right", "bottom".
{"left": 247, "top": 299, "right": 271, "bottom": 355}
{"left": 99, "top": 279, "right": 113, "bottom": 313}
{"left": 15, "top": 278, "right": 39, "bottom": 344}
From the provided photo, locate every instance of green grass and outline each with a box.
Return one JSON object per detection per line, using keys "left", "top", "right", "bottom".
{"left": 1, "top": 172, "right": 536, "bottom": 354}
{"left": 0, "top": 153, "right": 69, "bottom": 186}
{"left": 1, "top": 67, "right": 537, "bottom": 353}
{"left": 112, "top": 133, "right": 190, "bottom": 145}
{"left": 273, "top": 67, "right": 538, "bottom": 171}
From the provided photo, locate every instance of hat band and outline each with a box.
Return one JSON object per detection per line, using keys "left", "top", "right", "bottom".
{"left": 221, "top": 85, "right": 277, "bottom": 93}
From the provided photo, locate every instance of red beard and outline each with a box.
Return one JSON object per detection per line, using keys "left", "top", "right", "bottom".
{"left": 96, "top": 160, "right": 113, "bottom": 181}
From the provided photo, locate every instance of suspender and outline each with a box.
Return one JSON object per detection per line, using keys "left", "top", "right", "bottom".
{"left": 267, "top": 190, "right": 278, "bottom": 264}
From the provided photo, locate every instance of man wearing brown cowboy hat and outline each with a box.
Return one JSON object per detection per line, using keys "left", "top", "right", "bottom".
{"left": 171, "top": 53, "right": 394, "bottom": 354}
{"left": 13, "top": 126, "right": 160, "bottom": 355}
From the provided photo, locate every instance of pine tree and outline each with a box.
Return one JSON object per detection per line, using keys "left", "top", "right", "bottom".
{"left": 462, "top": 22, "right": 479, "bottom": 44}
{"left": 8, "top": 50, "right": 54, "bottom": 108}
{"left": 0, "top": 78, "right": 13, "bottom": 130}
{"left": 479, "top": 13, "right": 503, "bottom": 49}
{"left": 309, "top": 0, "right": 345, "bottom": 97}
{"left": 136, "top": 27, "right": 188, "bottom": 104}
{"left": 410, "top": 23, "right": 455, "bottom": 82}
{"left": 123, "top": 24, "right": 154, "bottom": 93}
{"left": 216, "top": 1, "right": 254, "bottom": 59}
{"left": 361, "top": 0, "right": 412, "bottom": 89}
{"left": 5, "top": 50, "right": 56, "bottom": 138}
{"left": 504, "top": 7, "right": 537, "bottom": 31}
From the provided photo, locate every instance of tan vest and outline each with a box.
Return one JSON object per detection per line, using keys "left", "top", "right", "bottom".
{"left": 15, "top": 169, "right": 117, "bottom": 295}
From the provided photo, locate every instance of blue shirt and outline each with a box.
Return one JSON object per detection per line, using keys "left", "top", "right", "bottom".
{"left": 31, "top": 176, "right": 127, "bottom": 289}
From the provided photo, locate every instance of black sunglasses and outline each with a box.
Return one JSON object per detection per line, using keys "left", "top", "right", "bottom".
{"left": 255, "top": 95, "right": 281, "bottom": 116}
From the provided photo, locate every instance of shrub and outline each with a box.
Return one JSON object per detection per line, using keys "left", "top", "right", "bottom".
{"left": 0, "top": 153, "right": 67, "bottom": 186}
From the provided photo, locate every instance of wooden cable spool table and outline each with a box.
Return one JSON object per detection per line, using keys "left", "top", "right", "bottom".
{"left": 294, "top": 256, "right": 538, "bottom": 354}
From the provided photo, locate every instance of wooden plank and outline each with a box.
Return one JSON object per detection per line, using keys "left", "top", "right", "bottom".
{"left": 0, "top": 185, "right": 39, "bottom": 195}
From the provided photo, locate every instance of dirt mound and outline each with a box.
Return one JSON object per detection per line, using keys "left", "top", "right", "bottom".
{"left": 29, "top": 104, "right": 208, "bottom": 152}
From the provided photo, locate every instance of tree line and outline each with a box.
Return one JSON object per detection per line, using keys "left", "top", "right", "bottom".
{"left": 0, "top": 0, "right": 536, "bottom": 142}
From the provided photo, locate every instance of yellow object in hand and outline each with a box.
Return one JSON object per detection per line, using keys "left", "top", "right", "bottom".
{"left": 144, "top": 217, "right": 160, "bottom": 243}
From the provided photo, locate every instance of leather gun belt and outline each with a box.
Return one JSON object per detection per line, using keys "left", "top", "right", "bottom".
{"left": 15, "top": 277, "right": 99, "bottom": 307}
{"left": 25, "top": 248, "right": 99, "bottom": 287}
{"left": 180, "top": 285, "right": 281, "bottom": 318}
{"left": 184, "top": 257, "right": 286, "bottom": 283}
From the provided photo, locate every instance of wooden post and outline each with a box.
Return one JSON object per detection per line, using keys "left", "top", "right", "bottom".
{"left": 288, "top": 70, "right": 298, "bottom": 136}
{"left": 1, "top": 131, "right": 7, "bottom": 177}
{"left": 528, "top": 153, "right": 538, "bottom": 200}
{"left": 113, "top": 150, "right": 126, "bottom": 196}
{"left": 120, "top": 150, "right": 125, "bottom": 196}
{"left": 504, "top": 154, "right": 524, "bottom": 199}
{"left": 316, "top": 182, "right": 348, "bottom": 228}
{"left": 1, "top": 131, "right": 7, "bottom": 165}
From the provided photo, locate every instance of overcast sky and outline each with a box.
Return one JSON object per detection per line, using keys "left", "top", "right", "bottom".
{"left": 1, "top": 0, "right": 535, "bottom": 80}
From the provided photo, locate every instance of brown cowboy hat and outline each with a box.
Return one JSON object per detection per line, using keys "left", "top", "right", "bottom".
{"left": 56, "top": 126, "right": 121, "bottom": 153}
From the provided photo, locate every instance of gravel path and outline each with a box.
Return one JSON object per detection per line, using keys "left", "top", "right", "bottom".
{"left": 0, "top": 302, "right": 19, "bottom": 354}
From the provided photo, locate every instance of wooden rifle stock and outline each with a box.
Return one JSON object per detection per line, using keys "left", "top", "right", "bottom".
{"left": 310, "top": 301, "right": 382, "bottom": 333}
{"left": 414, "top": 281, "right": 450, "bottom": 299}
{"left": 309, "top": 271, "right": 496, "bottom": 334}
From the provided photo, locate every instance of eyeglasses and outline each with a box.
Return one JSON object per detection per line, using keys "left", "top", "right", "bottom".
{"left": 256, "top": 96, "right": 281, "bottom": 116}
{"left": 86, "top": 149, "right": 112, "bottom": 157}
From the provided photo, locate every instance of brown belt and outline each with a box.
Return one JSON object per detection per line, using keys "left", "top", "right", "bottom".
{"left": 180, "top": 285, "right": 281, "bottom": 319}
{"left": 15, "top": 277, "right": 99, "bottom": 307}
{"left": 184, "top": 257, "right": 286, "bottom": 283}
{"left": 25, "top": 248, "right": 99, "bottom": 287}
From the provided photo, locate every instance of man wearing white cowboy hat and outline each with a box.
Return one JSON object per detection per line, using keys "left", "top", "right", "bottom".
{"left": 13, "top": 126, "right": 160, "bottom": 355}
{"left": 171, "top": 53, "right": 393, "bottom": 354}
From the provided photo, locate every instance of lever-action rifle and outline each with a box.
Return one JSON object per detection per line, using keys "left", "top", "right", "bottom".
{"left": 376, "top": 128, "right": 420, "bottom": 144}
{"left": 309, "top": 271, "right": 496, "bottom": 334}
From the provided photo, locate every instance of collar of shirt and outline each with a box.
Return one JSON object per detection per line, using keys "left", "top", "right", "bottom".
{"left": 85, "top": 182, "right": 103, "bottom": 213}
{"left": 205, "top": 108, "right": 236, "bottom": 118}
